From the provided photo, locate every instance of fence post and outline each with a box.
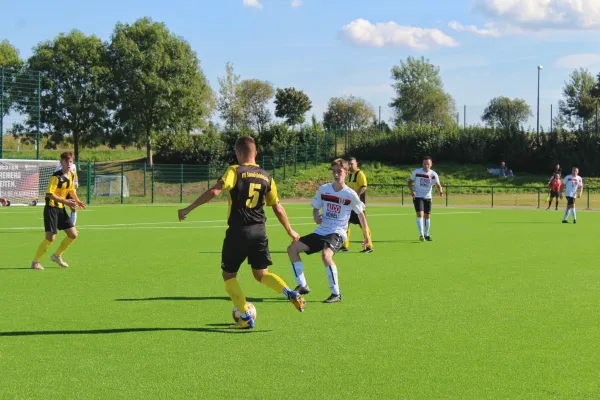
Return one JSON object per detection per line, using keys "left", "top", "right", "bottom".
{"left": 537, "top": 188, "right": 540, "bottom": 208}
{"left": 120, "top": 162, "right": 124, "bottom": 205}
{"left": 304, "top": 144, "right": 308, "bottom": 170}
{"left": 143, "top": 161, "right": 147, "bottom": 197}
{"left": 401, "top": 186, "right": 404, "bottom": 206}
{"left": 180, "top": 164, "right": 184, "bottom": 203}
{"left": 151, "top": 164, "right": 155, "bottom": 204}
{"left": 86, "top": 161, "right": 91, "bottom": 204}
{"left": 491, "top": 186, "right": 494, "bottom": 208}
{"left": 283, "top": 148, "right": 287, "bottom": 181}
{"left": 445, "top": 185, "right": 449, "bottom": 207}
{"left": 0, "top": 67, "right": 3, "bottom": 159}
{"left": 587, "top": 187, "right": 590, "bottom": 209}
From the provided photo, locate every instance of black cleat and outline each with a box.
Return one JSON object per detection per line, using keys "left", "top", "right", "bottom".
{"left": 419, "top": 236, "right": 425, "bottom": 242}
{"left": 574, "top": 220, "right": 577, "bottom": 224}
{"left": 323, "top": 294, "right": 342, "bottom": 303}
{"left": 425, "top": 236, "right": 433, "bottom": 242}
{"left": 294, "top": 285, "right": 310, "bottom": 295}
{"left": 562, "top": 220, "right": 569, "bottom": 223}
{"left": 338, "top": 247, "right": 349, "bottom": 252}
{"left": 359, "top": 247, "right": 374, "bottom": 253}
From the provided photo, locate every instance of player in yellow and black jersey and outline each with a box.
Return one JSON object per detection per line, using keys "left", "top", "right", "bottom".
{"left": 31, "top": 152, "right": 86, "bottom": 270}
{"left": 341, "top": 156, "right": 373, "bottom": 253}
{"left": 178, "top": 136, "right": 306, "bottom": 329}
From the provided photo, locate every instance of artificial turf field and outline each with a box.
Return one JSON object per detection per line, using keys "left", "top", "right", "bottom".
{"left": 1, "top": 203, "right": 599, "bottom": 399}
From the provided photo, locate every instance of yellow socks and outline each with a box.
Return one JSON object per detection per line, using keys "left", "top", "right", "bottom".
{"left": 55, "top": 237, "right": 75, "bottom": 257}
{"left": 260, "top": 272, "right": 287, "bottom": 294}
{"left": 344, "top": 227, "right": 351, "bottom": 248}
{"left": 34, "top": 239, "right": 52, "bottom": 262}
{"left": 224, "top": 278, "right": 249, "bottom": 313}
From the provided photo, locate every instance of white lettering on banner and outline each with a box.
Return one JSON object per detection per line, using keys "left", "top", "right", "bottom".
{"left": 0, "top": 161, "right": 41, "bottom": 200}
{"left": 0, "top": 181, "right": 16, "bottom": 188}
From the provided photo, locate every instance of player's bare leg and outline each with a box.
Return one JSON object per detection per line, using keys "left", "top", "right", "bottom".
{"left": 51, "top": 227, "right": 78, "bottom": 268}
{"left": 253, "top": 268, "right": 306, "bottom": 312}
{"left": 322, "top": 247, "right": 341, "bottom": 303}
{"left": 288, "top": 241, "right": 311, "bottom": 295}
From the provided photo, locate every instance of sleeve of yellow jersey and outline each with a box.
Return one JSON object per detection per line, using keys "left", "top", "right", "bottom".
{"left": 46, "top": 175, "right": 59, "bottom": 196}
{"left": 219, "top": 166, "right": 238, "bottom": 192}
{"left": 357, "top": 171, "right": 367, "bottom": 188}
{"left": 68, "top": 172, "right": 77, "bottom": 193}
{"left": 265, "top": 178, "right": 280, "bottom": 206}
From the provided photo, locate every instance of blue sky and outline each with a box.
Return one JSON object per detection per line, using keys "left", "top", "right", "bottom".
{"left": 3, "top": 0, "right": 600, "bottom": 130}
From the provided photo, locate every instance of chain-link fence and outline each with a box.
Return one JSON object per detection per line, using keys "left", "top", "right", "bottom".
{"left": 0, "top": 67, "right": 41, "bottom": 159}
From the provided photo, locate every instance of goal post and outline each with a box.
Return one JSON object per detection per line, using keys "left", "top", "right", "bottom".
{"left": 93, "top": 175, "right": 130, "bottom": 198}
{"left": 0, "top": 159, "right": 58, "bottom": 206}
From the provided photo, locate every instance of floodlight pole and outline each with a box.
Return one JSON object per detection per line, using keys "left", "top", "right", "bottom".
{"left": 537, "top": 65, "right": 543, "bottom": 136}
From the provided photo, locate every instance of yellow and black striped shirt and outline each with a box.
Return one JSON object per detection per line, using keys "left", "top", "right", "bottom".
{"left": 348, "top": 169, "right": 367, "bottom": 203}
{"left": 45, "top": 170, "right": 75, "bottom": 208}
{"left": 220, "top": 164, "right": 279, "bottom": 227}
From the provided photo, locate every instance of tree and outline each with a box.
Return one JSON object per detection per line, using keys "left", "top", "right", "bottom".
{"left": 0, "top": 40, "right": 22, "bottom": 69}
{"left": 323, "top": 95, "right": 376, "bottom": 133}
{"left": 389, "top": 56, "right": 455, "bottom": 126}
{"left": 108, "top": 17, "right": 215, "bottom": 166}
{"left": 559, "top": 68, "right": 598, "bottom": 130}
{"left": 481, "top": 97, "right": 532, "bottom": 130}
{"left": 239, "top": 79, "right": 274, "bottom": 133}
{"left": 274, "top": 87, "right": 312, "bottom": 126}
{"left": 217, "top": 62, "right": 244, "bottom": 131}
{"left": 24, "top": 31, "right": 110, "bottom": 161}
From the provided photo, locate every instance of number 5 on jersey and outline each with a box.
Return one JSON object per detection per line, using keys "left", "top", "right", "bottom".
{"left": 246, "top": 183, "right": 262, "bottom": 208}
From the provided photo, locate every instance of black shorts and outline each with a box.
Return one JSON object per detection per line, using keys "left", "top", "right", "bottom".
{"left": 44, "top": 206, "right": 74, "bottom": 234}
{"left": 550, "top": 191, "right": 560, "bottom": 198}
{"left": 299, "top": 233, "right": 344, "bottom": 255}
{"left": 567, "top": 196, "right": 576, "bottom": 206}
{"left": 413, "top": 197, "right": 432, "bottom": 214}
{"left": 349, "top": 210, "right": 363, "bottom": 225}
{"left": 221, "top": 224, "right": 272, "bottom": 273}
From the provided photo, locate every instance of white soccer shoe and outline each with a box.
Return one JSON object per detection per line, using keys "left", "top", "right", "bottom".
{"left": 51, "top": 254, "right": 69, "bottom": 268}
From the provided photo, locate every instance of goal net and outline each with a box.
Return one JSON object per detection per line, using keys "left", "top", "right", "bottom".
{"left": 93, "top": 175, "right": 130, "bottom": 197}
{"left": 0, "top": 159, "right": 59, "bottom": 206}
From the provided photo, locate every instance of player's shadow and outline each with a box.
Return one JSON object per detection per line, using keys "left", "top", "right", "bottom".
{"left": 0, "top": 327, "right": 270, "bottom": 336}
{"left": 115, "top": 296, "right": 285, "bottom": 303}
{"left": 198, "top": 251, "right": 288, "bottom": 254}
{"left": 0, "top": 267, "right": 31, "bottom": 270}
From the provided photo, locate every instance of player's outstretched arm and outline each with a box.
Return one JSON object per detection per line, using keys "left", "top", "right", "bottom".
{"left": 271, "top": 204, "right": 299, "bottom": 242}
{"left": 357, "top": 212, "right": 371, "bottom": 248}
{"left": 436, "top": 182, "right": 444, "bottom": 196}
{"left": 178, "top": 181, "right": 224, "bottom": 221}
{"left": 313, "top": 208, "right": 322, "bottom": 225}
{"left": 407, "top": 178, "right": 415, "bottom": 197}
{"left": 68, "top": 190, "right": 87, "bottom": 210}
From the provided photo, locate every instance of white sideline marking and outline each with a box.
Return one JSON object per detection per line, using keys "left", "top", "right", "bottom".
{"left": 0, "top": 211, "right": 479, "bottom": 231}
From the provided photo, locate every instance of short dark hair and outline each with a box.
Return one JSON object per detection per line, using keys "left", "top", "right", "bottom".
{"left": 331, "top": 158, "right": 349, "bottom": 171}
{"left": 348, "top": 156, "right": 357, "bottom": 162}
{"left": 423, "top": 156, "right": 432, "bottom": 162}
{"left": 234, "top": 136, "right": 256, "bottom": 157}
{"left": 60, "top": 152, "right": 73, "bottom": 161}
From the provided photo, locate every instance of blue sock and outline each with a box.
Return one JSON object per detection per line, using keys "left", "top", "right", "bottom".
{"left": 282, "top": 287, "right": 294, "bottom": 298}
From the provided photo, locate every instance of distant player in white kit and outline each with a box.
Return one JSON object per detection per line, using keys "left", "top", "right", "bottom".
{"left": 55, "top": 162, "right": 79, "bottom": 225}
{"left": 561, "top": 167, "right": 583, "bottom": 224}
{"left": 408, "top": 156, "right": 444, "bottom": 241}
{"left": 287, "top": 159, "right": 371, "bottom": 303}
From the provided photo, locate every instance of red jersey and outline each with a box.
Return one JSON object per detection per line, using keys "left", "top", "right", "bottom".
{"left": 549, "top": 179, "right": 562, "bottom": 192}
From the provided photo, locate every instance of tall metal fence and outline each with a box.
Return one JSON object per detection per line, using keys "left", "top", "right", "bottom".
{"left": 0, "top": 67, "right": 41, "bottom": 160}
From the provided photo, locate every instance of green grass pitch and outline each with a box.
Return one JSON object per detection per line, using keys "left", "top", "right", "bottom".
{"left": 1, "top": 203, "right": 599, "bottom": 399}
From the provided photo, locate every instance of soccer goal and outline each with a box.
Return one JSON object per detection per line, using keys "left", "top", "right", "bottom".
{"left": 93, "top": 175, "right": 130, "bottom": 197}
{"left": 0, "top": 159, "right": 59, "bottom": 206}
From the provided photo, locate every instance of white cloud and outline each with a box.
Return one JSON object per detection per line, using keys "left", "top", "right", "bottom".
{"left": 291, "top": 0, "right": 303, "bottom": 8}
{"left": 341, "top": 19, "right": 458, "bottom": 49}
{"left": 474, "top": 0, "right": 600, "bottom": 29}
{"left": 554, "top": 53, "right": 600, "bottom": 69}
{"left": 243, "top": 0, "right": 263, "bottom": 9}
{"left": 448, "top": 20, "right": 502, "bottom": 37}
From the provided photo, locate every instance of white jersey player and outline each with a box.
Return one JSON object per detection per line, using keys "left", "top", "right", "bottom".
{"left": 408, "top": 156, "right": 444, "bottom": 241}
{"left": 287, "top": 159, "right": 370, "bottom": 303}
{"left": 561, "top": 167, "right": 583, "bottom": 224}
{"left": 55, "top": 163, "right": 79, "bottom": 225}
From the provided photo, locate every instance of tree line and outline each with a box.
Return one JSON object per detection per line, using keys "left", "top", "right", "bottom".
{"left": 1, "top": 17, "right": 600, "bottom": 170}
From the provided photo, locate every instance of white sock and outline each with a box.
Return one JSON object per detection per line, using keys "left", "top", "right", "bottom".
{"left": 71, "top": 211, "right": 77, "bottom": 225}
{"left": 291, "top": 261, "right": 307, "bottom": 287}
{"left": 424, "top": 218, "right": 431, "bottom": 236}
{"left": 326, "top": 265, "right": 339, "bottom": 295}
{"left": 572, "top": 208, "right": 577, "bottom": 220}
{"left": 416, "top": 217, "right": 424, "bottom": 236}
{"left": 563, "top": 208, "right": 569, "bottom": 221}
